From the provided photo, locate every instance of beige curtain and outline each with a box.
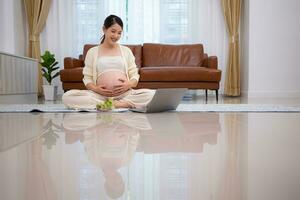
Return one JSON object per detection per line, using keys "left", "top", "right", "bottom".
{"left": 24, "top": 0, "right": 52, "bottom": 96}
{"left": 219, "top": 113, "right": 241, "bottom": 200}
{"left": 222, "top": 0, "right": 242, "bottom": 96}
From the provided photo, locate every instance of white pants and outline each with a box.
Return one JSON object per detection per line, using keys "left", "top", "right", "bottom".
{"left": 62, "top": 89, "right": 155, "bottom": 109}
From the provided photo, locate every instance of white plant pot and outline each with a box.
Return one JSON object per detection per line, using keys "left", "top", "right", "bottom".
{"left": 43, "top": 85, "right": 58, "bottom": 101}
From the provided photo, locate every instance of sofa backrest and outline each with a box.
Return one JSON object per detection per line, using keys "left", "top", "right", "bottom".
{"left": 142, "top": 43, "right": 204, "bottom": 67}
{"left": 82, "top": 44, "right": 97, "bottom": 60}
{"left": 82, "top": 44, "right": 142, "bottom": 67}
{"left": 81, "top": 43, "right": 204, "bottom": 68}
{"left": 125, "top": 45, "right": 142, "bottom": 67}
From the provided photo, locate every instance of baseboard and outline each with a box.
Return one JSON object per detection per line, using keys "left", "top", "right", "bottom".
{"left": 242, "top": 90, "right": 300, "bottom": 98}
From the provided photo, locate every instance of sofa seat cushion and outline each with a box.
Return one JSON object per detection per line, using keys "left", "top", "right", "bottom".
{"left": 139, "top": 66, "right": 221, "bottom": 82}
{"left": 60, "top": 68, "right": 83, "bottom": 82}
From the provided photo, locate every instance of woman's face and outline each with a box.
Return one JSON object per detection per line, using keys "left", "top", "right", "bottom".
{"left": 103, "top": 23, "right": 123, "bottom": 45}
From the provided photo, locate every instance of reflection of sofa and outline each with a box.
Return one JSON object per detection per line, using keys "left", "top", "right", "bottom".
{"left": 137, "top": 113, "right": 220, "bottom": 153}
{"left": 60, "top": 43, "right": 222, "bottom": 100}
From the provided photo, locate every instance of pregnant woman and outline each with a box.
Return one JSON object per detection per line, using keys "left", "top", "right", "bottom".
{"left": 62, "top": 15, "right": 155, "bottom": 109}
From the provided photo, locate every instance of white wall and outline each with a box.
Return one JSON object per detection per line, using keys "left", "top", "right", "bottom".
{"left": 242, "top": 0, "right": 300, "bottom": 98}
{"left": 240, "top": 0, "right": 249, "bottom": 96}
{"left": 0, "top": 0, "right": 27, "bottom": 56}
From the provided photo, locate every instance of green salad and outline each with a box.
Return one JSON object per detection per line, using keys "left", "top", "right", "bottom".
{"left": 96, "top": 98, "right": 114, "bottom": 111}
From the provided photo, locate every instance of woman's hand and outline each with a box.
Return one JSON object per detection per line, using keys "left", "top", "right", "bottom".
{"left": 113, "top": 78, "right": 133, "bottom": 96}
{"left": 93, "top": 84, "right": 114, "bottom": 97}
{"left": 86, "top": 83, "right": 114, "bottom": 96}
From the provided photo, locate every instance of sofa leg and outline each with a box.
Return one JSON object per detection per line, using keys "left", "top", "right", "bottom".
{"left": 215, "top": 90, "right": 219, "bottom": 102}
{"left": 205, "top": 90, "right": 208, "bottom": 101}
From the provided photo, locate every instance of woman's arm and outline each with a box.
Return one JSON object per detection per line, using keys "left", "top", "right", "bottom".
{"left": 112, "top": 47, "right": 140, "bottom": 95}
{"left": 83, "top": 47, "right": 113, "bottom": 96}
{"left": 126, "top": 47, "right": 140, "bottom": 83}
{"left": 82, "top": 48, "right": 95, "bottom": 86}
{"left": 129, "top": 79, "right": 138, "bottom": 88}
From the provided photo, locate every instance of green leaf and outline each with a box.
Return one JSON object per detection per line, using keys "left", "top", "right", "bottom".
{"left": 41, "top": 68, "right": 47, "bottom": 75}
{"left": 50, "top": 61, "right": 59, "bottom": 68}
{"left": 40, "top": 50, "right": 60, "bottom": 84}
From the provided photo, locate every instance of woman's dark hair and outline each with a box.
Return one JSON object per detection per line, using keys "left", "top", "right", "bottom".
{"left": 100, "top": 15, "right": 123, "bottom": 44}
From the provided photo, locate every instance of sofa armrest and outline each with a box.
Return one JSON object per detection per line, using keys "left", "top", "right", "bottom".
{"left": 202, "top": 56, "right": 218, "bottom": 69}
{"left": 64, "top": 57, "right": 84, "bottom": 69}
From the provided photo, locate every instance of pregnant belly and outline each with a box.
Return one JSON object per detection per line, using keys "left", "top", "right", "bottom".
{"left": 96, "top": 71, "right": 127, "bottom": 90}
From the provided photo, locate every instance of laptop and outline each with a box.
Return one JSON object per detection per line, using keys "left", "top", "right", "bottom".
{"left": 130, "top": 88, "right": 187, "bottom": 113}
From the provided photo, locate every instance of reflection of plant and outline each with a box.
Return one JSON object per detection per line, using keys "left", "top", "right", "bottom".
{"left": 96, "top": 113, "right": 115, "bottom": 124}
{"left": 42, "top": 119, "right": 61, "bottom": 149}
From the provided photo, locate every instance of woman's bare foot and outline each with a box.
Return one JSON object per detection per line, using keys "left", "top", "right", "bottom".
{"left": 113, "top": 100, "right": 133, "bottom": 108}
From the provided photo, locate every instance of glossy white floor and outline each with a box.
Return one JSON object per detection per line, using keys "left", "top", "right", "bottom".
{"left": 0, "top": 94, "right": 300, "bottom": 200}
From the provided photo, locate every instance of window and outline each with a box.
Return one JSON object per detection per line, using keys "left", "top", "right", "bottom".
{"left": 75, "top": 0, "right": 105, "bottom": 55}
{"left": 74, "top": 0, "right": 196, "bottom": 54}
{"left": 160, "top": 0, "right": 189, "bottom": 43}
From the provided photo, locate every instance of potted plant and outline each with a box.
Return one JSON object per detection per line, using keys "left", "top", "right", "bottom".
{"left": 40, "top": 50, "right": 60, "bottom": 100}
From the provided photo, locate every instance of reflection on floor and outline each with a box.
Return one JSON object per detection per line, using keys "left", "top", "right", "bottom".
{"left": 1, "top": 112, "right": 300, "bottom": 200}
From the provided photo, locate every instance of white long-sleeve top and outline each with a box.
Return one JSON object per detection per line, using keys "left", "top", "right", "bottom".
{"left": 82, "top": 44, "right": 140, "bottom": 86}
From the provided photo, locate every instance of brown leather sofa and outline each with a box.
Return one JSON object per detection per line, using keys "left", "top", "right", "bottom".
{"left": 60, "top": 43, "right": 222, "bottom": 100}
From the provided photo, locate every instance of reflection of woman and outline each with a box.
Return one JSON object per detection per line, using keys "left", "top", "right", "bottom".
{"left": 62, "top": 15, "right": 155, "bottom": 109}
{"left": 63, "top": 113, "right": 151, "bottom": 199}
{"left": 84, "top": 122, "right": 140, "bottom": 199}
